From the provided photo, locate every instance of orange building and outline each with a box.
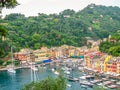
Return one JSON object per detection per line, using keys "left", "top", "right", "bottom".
{"left": 14, "top": 53, "right": 28, "bottom": 61}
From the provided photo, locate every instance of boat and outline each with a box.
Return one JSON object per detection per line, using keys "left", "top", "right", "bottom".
{"left": 116, "top": 81, "right": 120, "bottom": 85}
{"left": 38, "top": 66, "right": 46, "bottom": 70}
{"left": 62, "top": 67, "right": 72, "bottom": 71}
{"left": 51, "top": 68, "right": 55, "bottom": 72}
{"left": 102, "top": 78, "right": 108, "bottom": 81}
{"left": 97, "top": 83, "right": 103, "bottom": 86}
{"left": 31, "top": 65, "right": 38, "bottom": 71}
{"left": 7, "top": 67, "right": 16, "bottom": 73}
{"left": 81, "top": 85, "right": 88, "bottom": 89}
{"left": 85, "top": 75, "right": 95, "bottom": 79}
{"left": 110, "top": 79, "right": 116, "bottom": 83}
{"left": 51, "top": 68, "right": 59, "bottom": 75}
{"left": 67, "top": 76, "right": 79, "bottom": 82}
{"left": 67, "top": 84, "right": 71, "bottom": 87}
{"left": 54, "top": 71, "right": 59, "bottom": 75}
{"left": 90, "top": 79, "right": 102, "bottom": 84}
{"left": 78, "top": 67, "right": 84, "bottom": 71}
{"left": 7, "top": 47, "right": 16, "bottom": 74}
{"left": 79, "top": 76, "right": 86, "bottom": 80}
{"left": 64, "top": 70, "right": 70, "bottom": 75}
{"left": 107, "top": 85, "right": 118, "bottom": 89}
{"left": 103, "top": 81, "right": 114, "bottom": 86}
{"left": 30, "top": 64, "right": 38, "bottom": 81}
{"left": 99, "top": 85, "right": 108, "bottom": 89}
{"left": 80, "top": 81, "right": 94, "bottom": 88}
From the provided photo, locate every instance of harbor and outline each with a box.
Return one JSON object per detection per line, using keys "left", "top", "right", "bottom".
{"left": 0, "top": 0, "right": 120, "bottom": 90}
{"left": 0, "top": 58, "right": 120, "bottom": 90}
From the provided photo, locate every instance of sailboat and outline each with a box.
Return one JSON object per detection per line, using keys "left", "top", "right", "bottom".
{"left": 30, "top": 63, "right": 39, "bottom": 81}
{"left": 7, "top": 47, "right": 16, "bottom": 73}
{"left": 67, "top": 63, "right": 79, "bottom": 82}
{"left": 31, "top": 64, "right": 38, "bottom": 71}
{"left": 28, "top": 52, "right": 38, "bottom": 81}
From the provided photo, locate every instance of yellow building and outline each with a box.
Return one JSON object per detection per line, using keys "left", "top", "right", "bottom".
{"left": 95, "top": 61, "right": 101, "bottom": 71}
{"left": 34, "top": 47, "right": 50, "bottom": 62}
{"left": 104, "top": 55, "right": 112, "bottom": 72}
{"left": 85, "top": 58, "right": 91, "bottom": 68}
{"left": 69, "top": 49, "right": 75, "bottom": 57}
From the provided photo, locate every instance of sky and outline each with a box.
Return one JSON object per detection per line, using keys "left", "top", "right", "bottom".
{"left": 2, "top": 0, "right": 120, "bottom": 17}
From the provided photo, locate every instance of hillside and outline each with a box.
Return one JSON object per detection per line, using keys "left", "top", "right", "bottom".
{"left": 0, "top": 4, "right": 120, "bottom": 55}
{"left": 99, "top": 31, "right": 120, "bottom": 56}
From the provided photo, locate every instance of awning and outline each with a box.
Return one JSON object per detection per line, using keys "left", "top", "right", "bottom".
{"left": 43, "top": 59, "right": 52, "bottom": 63}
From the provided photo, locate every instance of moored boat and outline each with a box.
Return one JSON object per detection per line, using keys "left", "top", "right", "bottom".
{"left": 80, "top": 81, "right": 94, "bottom": 88}
{"left": 7, "top": 67, "right": 16, "bottom": 73}
{"left": 103, "top": 81, "right": 114, "bottom": 86}
{"left": 81, "top": 85, "right": 88, "bottom": 89}
{"left": 116, "top": 81, "right": 120, "bottom": 85}
{"left": 67, "top": 76, "right": 79, "bottom": 82}
{"left": 107, "top": 85, "right": 118, "bottom": 89}
{"left": 90, "top": 79, "right": 102, "bottom": 84}
{"left": 31, "top": 65, "right": 38, "bottom": 71}
{"left": 67, "top": 84, "right": 71, "bottom": 87}
{"left": 54, "top": 71, "right": 59, "bottom": 75}
{"left": 64, "top": 70, "right": 70, "bottom": 75}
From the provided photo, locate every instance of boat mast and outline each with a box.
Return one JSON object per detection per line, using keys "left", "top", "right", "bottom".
{"left": 29, "top": 51, "right": 33, "bottom": 82}
{"left": 11, "top": 47, "right": 14, "bottom": 67}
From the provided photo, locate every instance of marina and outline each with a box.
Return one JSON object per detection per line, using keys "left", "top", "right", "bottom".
{"left": 0, "top": 60, "right": 120, "bottom": 90}
{"left": 0, "top": 0, "right": 120, "bottom": 90}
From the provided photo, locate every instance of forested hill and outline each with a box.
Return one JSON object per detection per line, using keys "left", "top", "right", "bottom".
{"left": 1, "top": 4, "right": 120, "bottom": 51}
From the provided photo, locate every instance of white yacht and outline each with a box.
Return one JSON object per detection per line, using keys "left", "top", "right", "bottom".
{"left": 54, "top": 71, "right": 59, "bottom": 75}
{"left": 67, "top": 84, "right": 71, "bottom": 87}
{"left": 51, "top": 68, "right": 55, "bottom": 72}
{"left": 64, "top": 70, "right": 70, "bottom": 75}
{"left": 7, "top": 66, "right": 16, "bottom": 73}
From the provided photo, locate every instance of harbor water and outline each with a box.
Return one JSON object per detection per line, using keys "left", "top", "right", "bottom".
{"left": 0, "top": 67, "right": 93, "bottom": 90}
{"left": 0, "top": 67, "right": 118, "bottom": 90}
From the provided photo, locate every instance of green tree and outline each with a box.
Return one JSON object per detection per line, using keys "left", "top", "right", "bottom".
{"left": 100, "top": 32, "right": 120, "bottom": 56}
{"left": 0, "top": 0, "right": 18, "bottom": 8}
{"left": 1, "top": 4, "right": 120, "bottom": 51}
{"left": 0, "top": 0, "right": 18, "bottom": 57}
{"left": 32, "top": 33, "right": 40, "bottom": 43}
{"left": 22, "top": 75, "right": 66, "bottom": 90}
{"left": 108, "top": 45, "right": 120, "bottom": 56}
{"left": 0, "top": 25, "right": 7, "bottom": 39}
{"left": 34, "top": 43, "right": 40, "bottom": 49}
{"left": 0, "top": 0, "right": 18, "bottom": 36}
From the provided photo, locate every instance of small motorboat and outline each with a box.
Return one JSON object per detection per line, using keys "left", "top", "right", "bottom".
{"left": 54, "top": 71, "right": 59, "bottom": 75}
{"left": 107, "top": 85, "right": 118, "bottom": 89}
{"left": 81, "top": 85, "right": 88, "bottom": 89}
{"left": 64, "top": 70, "right": 70, "bottom": 75}
{"left": 67, "top": 84, "right": 71, "bottom": 87}
{"left": 67, "top": 77, "right": 79, "bottom": 82}
{"left": 7, "top": 67, "right": 16, "bottom": 73}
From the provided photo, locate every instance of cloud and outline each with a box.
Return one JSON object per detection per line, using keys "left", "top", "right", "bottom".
{"left": 17, "top": 0, "right": 33, "bottom": 4}
{"left": 2, "top": 0, "right": 120, "bottom": 18}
